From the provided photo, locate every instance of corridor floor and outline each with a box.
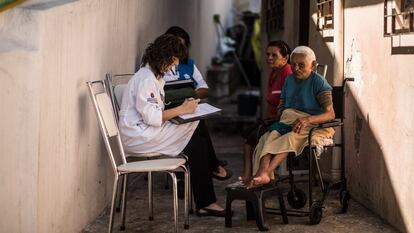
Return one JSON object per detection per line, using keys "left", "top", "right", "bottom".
{"left": 83, "top": 126, "right": 399, "bottom": 233}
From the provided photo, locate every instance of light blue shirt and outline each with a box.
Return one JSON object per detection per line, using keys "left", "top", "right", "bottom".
{"left": 281, "top": 72, "right": 332, "bottom": 115}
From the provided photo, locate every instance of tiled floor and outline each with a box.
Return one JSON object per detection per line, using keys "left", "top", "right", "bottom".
{"left": 83, "top": 124, "right": 399, "bottom": 233}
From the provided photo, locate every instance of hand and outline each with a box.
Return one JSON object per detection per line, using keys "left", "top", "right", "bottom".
{"left": 293, "top": 117, "right": 311, "bottom": 133}
{"left": 181, "top": 98, "right": 200, "bottom": 114}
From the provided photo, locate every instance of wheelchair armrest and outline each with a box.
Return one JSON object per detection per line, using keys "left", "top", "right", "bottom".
{"left": 318, "top": 119, "right": 343, "bottom": 129}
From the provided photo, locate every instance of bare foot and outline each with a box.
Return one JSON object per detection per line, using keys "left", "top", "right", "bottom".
{"left": 238, "top": 175, "right": 252, "bottom": 186}
{"left": 247, "top": 174, "right": 271, "bottom": 189}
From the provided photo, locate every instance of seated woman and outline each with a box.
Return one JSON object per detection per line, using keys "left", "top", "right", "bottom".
{"left": 118, "top": 34, "right": 226, "bottom": 217}
{"left": 240, "top": 40, "right": 292, "bottom": 184}
{"left": 243, "top": 46, "right": 335, "bottom": 189}
{"left": 163, "top": 26, "right": 231, "bottom": 180}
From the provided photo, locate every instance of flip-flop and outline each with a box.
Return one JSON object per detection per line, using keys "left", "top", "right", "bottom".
{"left": 218, "top": 159, "right": 228, "bottom": 167}
{"left": 195, "top": 208, "right": 226, "bottom": 217}
{"left": 212, "top": 167, "right": 233, "bottom": 181}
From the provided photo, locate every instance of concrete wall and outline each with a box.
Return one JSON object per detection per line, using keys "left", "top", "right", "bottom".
{"left": 0, "top": 0, "right": 232, "bottom": 232}
{"left": 343, "top": 1, "right": 414, "bottom": 232}
{"left": 308, "top": 1, "right": 414, "bottom": 231}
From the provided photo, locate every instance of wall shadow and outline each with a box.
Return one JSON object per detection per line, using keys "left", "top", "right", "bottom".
{"left": 343, "top": 90, "right": 407, "bottom": 232}
{"left": 307, "top": 3, "right": 407, "bottom": 232}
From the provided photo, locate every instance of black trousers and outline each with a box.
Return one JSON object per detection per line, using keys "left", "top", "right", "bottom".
{"left": 183, "top": 120, "right": 219, "bottom": 209}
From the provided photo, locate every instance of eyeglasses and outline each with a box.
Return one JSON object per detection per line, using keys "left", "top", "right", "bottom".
{"left": 291, "top": 63, "right": 307, "bottom": 69}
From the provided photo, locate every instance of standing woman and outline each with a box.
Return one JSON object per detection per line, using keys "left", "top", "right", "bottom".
{"left": 240, "top": 40, "right": 292, "bottom": 183}
{"left": 118, "top": 34, "right": 225, "bottom": 217}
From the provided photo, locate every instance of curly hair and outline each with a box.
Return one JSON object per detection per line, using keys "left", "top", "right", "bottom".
{"left": 142, "top": 34, "right": 187, "bottom": 77}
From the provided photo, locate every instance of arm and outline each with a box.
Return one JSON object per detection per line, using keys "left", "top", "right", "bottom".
{"left": 293, "top": 91, "right": 335, "bottom": 133}
{"left": 162, "top": 98, "right": 200, "bottom": 123}
{"left": 196, "top": 88, "right": 208, "bottom": 98}
{"left": 193, "top": 65, "right": 209, "bottom": 98}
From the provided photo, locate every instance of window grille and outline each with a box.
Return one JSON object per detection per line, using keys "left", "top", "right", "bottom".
{"left": 316, "top": 0, "right": 334, "bottom": 31}
{"left": 384, "top": 0, "right": 414, "bottom": 36}
{"left": 266, "top": 0, "right": 285, "bottom": 34}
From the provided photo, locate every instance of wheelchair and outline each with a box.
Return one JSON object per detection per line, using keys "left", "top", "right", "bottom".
{"left": 225, "top": 71, "right": 354, "bottom": 230}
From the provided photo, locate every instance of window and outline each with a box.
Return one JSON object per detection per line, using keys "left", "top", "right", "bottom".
{"left": 384, "top": 0, "right": 414, "bottom": 36}
{"left": 316, "top": 0, "right": 334, "bottom": 31}
{"left": 265, "top": 0, "right": 285, "bottom": 34}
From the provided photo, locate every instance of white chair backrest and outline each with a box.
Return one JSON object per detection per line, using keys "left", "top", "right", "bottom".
{"left": 96, "top": 93, "right": 118, "bottom": 137}
{"left": 114, "top": 84, "right": 127, "bottom": 110}
{"left": 315, "top": 64, "right": 328, "bottom": 78}
{"left": 105, "top": 73, "right": 134, "bottom": 122}
{"left": 86, "top": 80, "right": 127, "bottom": 172}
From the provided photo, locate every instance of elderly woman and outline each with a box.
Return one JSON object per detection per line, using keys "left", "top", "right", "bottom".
{"left": 119, "top": 34, "right": 225, "bottom": 216}
{"left": 244, "top": 46, "right": 335, "bottom": 189}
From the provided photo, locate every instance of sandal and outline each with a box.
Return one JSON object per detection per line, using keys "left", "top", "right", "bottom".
{"left": 212, "top": 167, "right": 233, "bottom": 181}
{"left": 218, "top": 159, "right": 228, "bottom": 167}
{"left": 195, "top": 207, "right": 226, "bottom": 217}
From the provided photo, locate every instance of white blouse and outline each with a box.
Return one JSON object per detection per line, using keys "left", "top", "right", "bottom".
{"left": 118, "top": 65, "right": 199, "bottom": 156}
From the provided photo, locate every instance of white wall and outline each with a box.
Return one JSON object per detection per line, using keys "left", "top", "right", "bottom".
{"left": 343, "top": 2, "right": 414, "bottom": 232}
{"left": 0, "top": 0, "right": 232, "bottom": 232}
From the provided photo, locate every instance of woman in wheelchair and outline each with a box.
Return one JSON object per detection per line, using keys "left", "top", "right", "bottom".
{"left": 241, "top": 46, "right": 336, "bottom": 189}
{"left": 118, "top": 34, "right": 226, "bottom": 216}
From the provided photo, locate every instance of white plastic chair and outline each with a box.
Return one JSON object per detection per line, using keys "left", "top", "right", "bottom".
{"left": 86, "top": 80, "right": 189, "bottom": 233}
{"left": 105, "top": 73, "right": 193, "bottom": 216}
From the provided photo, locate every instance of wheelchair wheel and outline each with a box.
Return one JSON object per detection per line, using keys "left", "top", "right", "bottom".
{"left": 340, "top": 189, "right": 350, "bottom": 213}
{"left": 287, "top": 188, "right": 307, "bottom": 209}
{"left": 309, "top": 201, "right": 323, "bottom": 225}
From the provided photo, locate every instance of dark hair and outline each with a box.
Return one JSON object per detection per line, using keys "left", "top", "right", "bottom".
{"left": 142, "top": 34, "right": 187, "bottom": 77}
{"left": 267, "top": 40, "right": 291, "bottom": 63}
{"left": 165, "top": 26, "right": 191, "bottom": 63}
{"left": 165, "top": 26, "right": 191, "bottom": 48}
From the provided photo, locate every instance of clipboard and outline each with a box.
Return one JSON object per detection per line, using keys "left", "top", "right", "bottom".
{"left": 169, "top": 103, "right": 222, "bottom": 124}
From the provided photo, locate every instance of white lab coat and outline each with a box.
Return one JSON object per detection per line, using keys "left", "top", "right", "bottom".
{"left": 118, "top": 65, "right": 199, "bottom": 156}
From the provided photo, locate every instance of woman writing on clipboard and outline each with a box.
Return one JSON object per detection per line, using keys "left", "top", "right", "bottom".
{"left": 118, "top": 34, "right": 227, "bottom": 217}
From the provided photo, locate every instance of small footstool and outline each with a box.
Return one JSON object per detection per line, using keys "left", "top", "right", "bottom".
{"left": 225, "top": 181, "right": 288, "bottom": 231}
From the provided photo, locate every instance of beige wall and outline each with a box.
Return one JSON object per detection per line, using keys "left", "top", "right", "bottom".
{"left": 343, "top": 1, "right": 414, "bottom": 232}
{"left": 0, "top": 0, "right": 232, "bottom": 232}
{"left": 308, "top": 1, "right": 414, "bottom": 231}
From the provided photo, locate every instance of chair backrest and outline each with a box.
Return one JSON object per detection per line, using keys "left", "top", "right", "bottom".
{"left": 315, "top": 64, "right": 328, "bottom": 78}
{"left": 105, "top": 73, "right": 134, "bottom": 122}
{"left": 314, "top": 64, "right": 344, "bottom": 119}
{"left": 86, "top": 80, "right": 127, "bottom": 172}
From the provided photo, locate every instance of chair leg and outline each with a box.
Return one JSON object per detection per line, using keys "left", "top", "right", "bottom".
{"left": 115, "top": 177, "right": 124, "bottom": 212}
{"left": 148, "top": 171, "right": 154, "bottom": 221}
{"left": 168, "top": 172, "right": 179, "bottom": 233}
{"left": 165, "top": 173, "right": 170, "bottom": 189}
{"left": 108, "top": 175, "right": 119, "bottom": 233}
{"left": 278, "top": 191, "right": 288, "bottom": 224}
{"left": 181, "top": 165, "right": 190, "bottom": 229}
{"left": 120, "top": 174, "right": 128, "bottom": 230}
